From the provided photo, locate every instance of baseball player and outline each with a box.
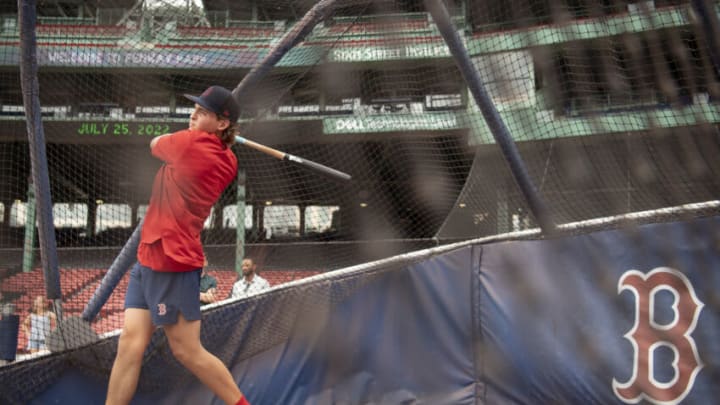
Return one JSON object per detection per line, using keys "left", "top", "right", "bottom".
{"left": 106, "top": 86, "right": 250, "bottom": 405}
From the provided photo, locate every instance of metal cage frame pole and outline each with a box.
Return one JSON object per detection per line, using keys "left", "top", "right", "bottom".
{"left": 18, "top": 0, "right": 63, "bottom": 315}
{"left": 691, "top": 0, "right": 720, "bottom": 77}
{"left": 82, "top": 0, "right": 336, "bottom": 321}
{"left": 424, "top": 0, "right": 556, "bottom": 235}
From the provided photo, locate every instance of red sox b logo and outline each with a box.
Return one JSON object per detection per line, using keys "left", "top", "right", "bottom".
{"left": 613, "top": 267, "right": 704, "bottom": 405}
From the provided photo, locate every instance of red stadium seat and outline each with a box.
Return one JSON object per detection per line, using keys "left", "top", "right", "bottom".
{"left": 6, "top": 267, "right": 322, "bottom": 352}
{"left": 176, "top": 26, "right": 275, "bottom": 39}
{"left": 92, "top": 311, "right": 125, "bottom": 335}
{"left": 36, "top": 24, "right": 133, "bottom": 39}
{"left": 327, "top": 19, "right": 429, "bottom": 35}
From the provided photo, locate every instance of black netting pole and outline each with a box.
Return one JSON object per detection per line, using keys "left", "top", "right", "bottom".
{"left": 691, "top": 0, "right": 720, "bottom": 77}
{"left": 232, "top": 0, "right": 336, "bottom": 98}
{"left": 82, "top": 0, "right": 338, "bottom": 323}
{"left": 18, "top": 0, "right": 63, "bottom": 312}
{"left": 424, "top": 0, "right": 556, "bottom": 235}
{"left": 82, "top": 219, "right": 143, "bottom": 322}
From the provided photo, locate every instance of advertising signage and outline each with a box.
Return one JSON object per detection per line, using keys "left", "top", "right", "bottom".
{"left": 324, "top": 113, "right": 461, "bottom": 134}
{"left": 0, "top": 43, "right": 449, "bottom": 67}
{"left": 41, "top": 48, "right": 264, "bottom": 68}
{"left": 328, "top": 42, "right": 450, "bottom": 62}
{"left": 0, "top": 46, "right": 264, "bottom": 69}
{"left": 0, "top": 120, "right": 189, "bottom": 143}
{"left": 75, "top": 121, "right": 186, "bottom": 137}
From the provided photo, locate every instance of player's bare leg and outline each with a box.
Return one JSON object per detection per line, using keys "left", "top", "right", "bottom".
{"left": 106, "top": 308, "right": 155, "bottom": 405}
{"left": 164, "top": 312, "right": 245, "bottom": 405}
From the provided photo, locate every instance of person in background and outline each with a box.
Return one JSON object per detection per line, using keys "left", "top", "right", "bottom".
{"left": 0, "top": 291, "right": 8, "bottom": 319}
{"left": 0, "top": 290, "right": 13, "bottom": 320}
{"left": 199, "top": 258, "right": 218, "bottom": 305}
{"left": 22, "top": 296, "right": 56, "bottom": 353}
{"left": 229, "top": 258, "right": 270, "bottom": 299}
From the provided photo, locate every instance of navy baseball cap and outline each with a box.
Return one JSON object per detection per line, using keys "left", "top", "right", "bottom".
{"left": 184, "top": 85, "right": 240, "bottom": 122}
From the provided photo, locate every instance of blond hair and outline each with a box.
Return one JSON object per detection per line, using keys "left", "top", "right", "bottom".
{"left": 219, "top": 121, "right": 239, "bottom": 146}
{"left": 31, "top": 296, "right": 47, "bottom": 314}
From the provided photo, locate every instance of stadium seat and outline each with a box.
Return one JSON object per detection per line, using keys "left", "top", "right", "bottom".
{"left": 36, "top": 24, "right": 133, "bottom": 40}
{"left": 175, "top": 26, "right": 276, "bottom": 40}
{"left": 209, "top": 271, "right": 238, "bottom": 298}
{"left": 5, "top": 267, "right": 321, "bottom": 351}
{"left": 92, "top": 311, "right": 125, "bottom": 335}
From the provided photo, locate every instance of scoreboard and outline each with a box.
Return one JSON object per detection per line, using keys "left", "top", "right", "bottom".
{"left": 75, "top": 121, "right": 182, "bottom": 137}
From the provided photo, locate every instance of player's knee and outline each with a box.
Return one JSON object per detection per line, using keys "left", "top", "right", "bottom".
{"left": 167, "top": 337, "right": 195, "bottom": 365}
{"left": 117, "top": 328, "right": 150, "bottom": 357}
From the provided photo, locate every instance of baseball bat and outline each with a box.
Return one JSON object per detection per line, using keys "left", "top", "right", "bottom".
{"left": 68, "top": 0, "right": 341, "bottom": 350}
{"left": 235, "top": 135, "right": 351, "bottom": 181}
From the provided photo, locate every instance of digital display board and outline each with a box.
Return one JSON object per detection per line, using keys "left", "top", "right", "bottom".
{"left": 0, "top": 120, "right": 189, "bottom": 143}
{"left": 75, "top": 121, "right": 184, "bottom": 137}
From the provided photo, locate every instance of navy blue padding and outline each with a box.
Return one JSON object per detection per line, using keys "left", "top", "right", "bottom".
{"left": 16, "top": 216, "right": 720, "bottom": 405}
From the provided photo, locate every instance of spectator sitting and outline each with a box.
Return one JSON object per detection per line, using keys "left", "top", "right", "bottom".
{"left": 0, "top": 291, "right": 13, "bottom": 319}
{"left": 229, "top": 258, "right": 270, "bottom": 299}
{"left": 199, "top": 258, "right": 218, "bottom": 305}
{"left": 22, "top": 296, "right": 56, "bottom": 353}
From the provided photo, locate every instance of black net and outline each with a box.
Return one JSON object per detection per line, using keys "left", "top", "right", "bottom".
{"left": 0, "top": 0, "right": 719, "bottom": 393}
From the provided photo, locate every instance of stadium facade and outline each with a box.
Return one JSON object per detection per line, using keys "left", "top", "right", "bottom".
{"left": 0, "top": 0, "right": 718, "bottom": 267}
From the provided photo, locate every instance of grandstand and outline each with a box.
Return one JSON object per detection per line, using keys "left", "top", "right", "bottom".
{"left": 0, "top": 265, "right": 318, "bottom": 352}
{"left": 0, "top": 0, "right": 478, "bottom": 259}
{"left": 0, "top": 0, "right": 719, "bottom": 403}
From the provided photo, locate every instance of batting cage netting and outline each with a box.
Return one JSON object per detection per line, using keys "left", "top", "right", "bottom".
{"left": 0, "top": 0, "right": 719, "bottom": 403}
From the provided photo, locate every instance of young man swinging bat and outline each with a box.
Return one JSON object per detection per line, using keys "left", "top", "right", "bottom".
{"left": 106, "top": 86, "right": 250, "bottom": 405}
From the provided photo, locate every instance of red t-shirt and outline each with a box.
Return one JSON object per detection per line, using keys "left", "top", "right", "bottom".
{"left": 138, "top": 130, "right": 237, "bottom": 271}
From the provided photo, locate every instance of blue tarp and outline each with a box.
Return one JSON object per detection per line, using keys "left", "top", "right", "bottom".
{"left": 10, "top": 216, "right": 720, "bottom": 404}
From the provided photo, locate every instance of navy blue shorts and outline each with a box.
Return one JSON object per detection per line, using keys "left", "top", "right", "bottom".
{"left": 125, "top": 262, "right": 202, "bottom": 326}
